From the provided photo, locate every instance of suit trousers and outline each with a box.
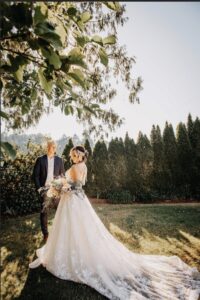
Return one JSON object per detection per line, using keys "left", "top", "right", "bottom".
{"left": 39, "top": 193, "right": 48, "bottom": 237}
{"left": 39, "top": 192, "right": 60, "bottom": 237}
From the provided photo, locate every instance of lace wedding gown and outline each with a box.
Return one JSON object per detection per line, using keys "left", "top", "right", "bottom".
{"left": 29, "top": 163, "right": 200, "bottom": 300}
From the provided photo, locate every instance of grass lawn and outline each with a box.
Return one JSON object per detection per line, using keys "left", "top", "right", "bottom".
{"left": 1, "top": 203, "right": 200, "bottom": 300}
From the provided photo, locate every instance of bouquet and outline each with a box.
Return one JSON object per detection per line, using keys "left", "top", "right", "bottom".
{"left": 41, "top": 176, "right": 71, "bottom": 212}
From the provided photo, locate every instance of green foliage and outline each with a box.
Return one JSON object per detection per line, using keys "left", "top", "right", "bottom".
{"left": 162, "top": 122, "right": 178, "bottom": 196}
{"left": 107, "top": 137, "right": 127, "bottom": 190}
{"left": 62, "top": 138, "right": 74, "bottom": 170}
{"left": 92, "top": 140, "right": 109, "bottom": 198}
{"left": 176, "top": 122, "right": 192, "bottom": 196}
{"left": 102, "top": 190, "right": 134, "bottom": 204}
{"left": 136, "top": 132, "right": 153, "bottom": 197}
{"left": 190, "top": 118, "right": 200, "bottom": 197}
{"left": 150, "top": 125, "right": 166, "bottom": 195}
{"left": 84, "top": 139, "right": 93, "bottom": 194}
{"left": 124, "top": 133, "right": 139, "bottom": 194}
{"left": 1, "top": 2, "right": 143, "bottom": 136}
{"left": 1, "top": 143, "right": 44, "bottom": 215}
{"left": 1, "top": 141, "right": 16, "bottom": 160}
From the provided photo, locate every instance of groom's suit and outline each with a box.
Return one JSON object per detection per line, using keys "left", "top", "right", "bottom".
{"left": 32, "top": 154, "right": 65, "bottom": 237}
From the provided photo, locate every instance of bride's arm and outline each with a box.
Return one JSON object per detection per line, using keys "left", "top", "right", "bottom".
{"left": 65, "top": 166, "right": 77, "bottom": 182}
{"left": 68, "top": 165, "right": 78, "bottom": 182}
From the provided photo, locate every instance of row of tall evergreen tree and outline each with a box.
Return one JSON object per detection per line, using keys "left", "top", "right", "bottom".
{"left": 62, "top": 114, "right": 200, "bottom": 200}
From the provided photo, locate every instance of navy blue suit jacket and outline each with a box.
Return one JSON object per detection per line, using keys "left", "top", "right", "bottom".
{"left": 32, "top": 155, "right": 65, "bottom": 190}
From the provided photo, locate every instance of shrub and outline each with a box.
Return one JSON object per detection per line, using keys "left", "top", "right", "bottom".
{"left": 1, "top": 143, "right": 44, "bottom": 216}
{"left": 101, "top": 190, "right": 134, "bottom": 204}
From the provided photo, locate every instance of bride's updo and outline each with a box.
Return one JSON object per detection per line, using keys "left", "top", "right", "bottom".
{"left": 69, "top": 145, "right": 89, "bottom": 163}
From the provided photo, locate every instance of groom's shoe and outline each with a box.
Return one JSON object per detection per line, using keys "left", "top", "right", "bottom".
{"left": 43, "top": 233, "right": 49, "bottom": 242}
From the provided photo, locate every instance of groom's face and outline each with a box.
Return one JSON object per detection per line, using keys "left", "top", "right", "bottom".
{"left": 47, "top": 144, "right": 56, "bottom": 156}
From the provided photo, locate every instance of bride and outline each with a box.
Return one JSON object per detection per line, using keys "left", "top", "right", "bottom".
{"left": 29, "top": 145, "right": 200, "bottom": 299}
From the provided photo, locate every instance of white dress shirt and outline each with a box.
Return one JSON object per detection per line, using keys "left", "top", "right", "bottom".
{"left": 45, "top": 156, "right": 55, "bottom": 186}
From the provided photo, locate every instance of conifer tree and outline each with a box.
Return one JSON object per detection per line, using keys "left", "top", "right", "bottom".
{"left": 136, "top": 132, "right": 153, "bottom": 199}
{"left": 187, "top": 113, "right": 194, "bottom": 147}
{"left": 84, "top": 139, "right": 93, "bottom": 193}
{"left": 92, "top": 140, "right": 109, "bottom": 198}
{"left": 62, "top": 138, "right": 74, "bottom": 170}
{"left": 124, "top": 132, "right": 138, "bottom": 195}
{"left": 108, "top": 137, "right": 126, "bottom": 190}
{"left": 150, "top": 125, "right": 165, "bottom": 197}
{"left": 163, "top": 122, "right": 178, "bottom": 196}
{"left": 176, "top": 122, "right": 192, "bottom": 197}
{"left": 189, "top": 117, "right": 200, "bottom": 197}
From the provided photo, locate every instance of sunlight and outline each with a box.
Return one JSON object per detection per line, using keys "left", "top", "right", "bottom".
{"left": 24, "top": 220, "right": 36, "bottom": 229}
{"left": 179, "top": 230, "right": 200, "bottom": 247}
{"left": 109, "top": 222, "right": 136, "bottom": 250}
{"left": 1, "top": 247, "right": 12, "bottom": 264}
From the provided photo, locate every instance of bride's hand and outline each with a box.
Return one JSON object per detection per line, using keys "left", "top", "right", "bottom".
{"left": 61, "top": 183, "right": 71, "bottom": 193}
{"left": 60, "top": 177, "right": 67, "bottom": 185}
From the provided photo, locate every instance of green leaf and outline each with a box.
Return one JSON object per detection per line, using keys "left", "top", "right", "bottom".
{"left": 56, "top": 79, "right": 66, "bottom": 93}
{"left": 35, "top": 22, "right": 62, "bottom": 49}
{"left": 103, "top": 35, "right": 116, "bottom": 45}
{"left": 66, "top": 47, "right": 87, "bottom": 69}
{"left": 41, "top": 47, "right": 62, "bottom": 69}
{"left": 83, "top": 105, "right": 97, "bottom": 116}
{"left": 33, "top": 3, "right": 48, "bottom": 26}
{"left": 21, "top": 104, "right": 29, "bottom": 115}
{"left": 99, "top": 48, "right": 108, "bottom": 66}
{"left": 28, "top": 38, "right": 40, "bottom": 50}
{"left": 103, "top": 2, "right": 121, "bottom": 12}
{"left": 55, "top": 22, "right": 67, "bottom": 46}
{"left": 48, "top": 10, "right": 67, "bottom": 46}
{"left": 1, "top": 142, "right": 16, "bottom": 160}
{"left": 67, "top": 7, "right": 77, "bottom": 17}
{"left": 0, "top": 111, "right": 9, "bottom": 119}
{"left": 69, "top": 106, "right": 74, "bottom": 115}
{"left": 31, "top": 88, "right": 37, "bottom": 101}
{"left": 68, "top": 69, "right": 85, "bottom": 89}
{"left": 77, "top": 20, "right": 85, "bottom": 31}
{"left": 68, "top": 47, "right": 85, "bottom": 59}
{"left": 35, "top": 21, "right": 55, "bottom": 35}
{"left": 91, "top": 35, "right": 103, "bottom": 46}
{"left": 76, "top": 35, "right": 90, "bottom": 48}
{"left": 76, "top": 107, "right": 83, "bottom": 119}
{"left": 81, "top": 11, "right": 92, "bottom": 23}
{"left": 64, "top": 106, "right": 71, "bottom": 115}
{"left": 91, "top": 104, "right": 100, "bottom": 109}
{"left": 38, "top": 68, "right": 53, "bottom": 95}
{"left": 40, "top": 32, "right": 62, "bottom": 49}
{"left": 14, "top": 65, "right": 24, "bottom": 82}
{"left": 54, "top": 99, "right": 60, "bottom": 106}
{"left": 64, "top": 80, "right": 72, "bottom": 88}
{"left": 60, "top": 59, "right": 70, "bottom": 73}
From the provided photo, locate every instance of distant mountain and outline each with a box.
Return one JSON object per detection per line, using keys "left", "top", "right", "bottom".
{"left": 2, "top": 132, "right": 94, "bottom": 155}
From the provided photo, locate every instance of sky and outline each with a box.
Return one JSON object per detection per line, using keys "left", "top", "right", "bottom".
{"left": 7, "top": 2, "right": 200, "bottom": 142}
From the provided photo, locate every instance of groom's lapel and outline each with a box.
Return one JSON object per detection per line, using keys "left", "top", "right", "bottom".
{"left": 44, "top": 155, "right": 48, "bottom": 173}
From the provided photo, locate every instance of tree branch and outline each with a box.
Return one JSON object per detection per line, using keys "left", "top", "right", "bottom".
{"left": 0, "top": 33, "right": 29, "bottom": 41}
{"left": 0, "top": 47, "right": 46, "bottom": 68}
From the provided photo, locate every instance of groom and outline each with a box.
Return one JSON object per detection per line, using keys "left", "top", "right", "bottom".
{"left": 32, "top": 139, "right": 65, "bottom": 242}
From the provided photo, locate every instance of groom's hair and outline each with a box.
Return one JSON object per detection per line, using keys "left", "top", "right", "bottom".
{"left": 46, "top": 139, "right": 57, "bottom": 149}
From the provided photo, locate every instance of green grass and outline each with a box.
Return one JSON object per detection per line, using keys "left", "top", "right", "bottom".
{"left": 1, "top": 203, "right": 200, "bottom": 300}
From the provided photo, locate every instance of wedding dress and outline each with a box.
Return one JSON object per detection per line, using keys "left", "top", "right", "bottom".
{"left": 29, "top": 162, "right": 200, "bottom": 300}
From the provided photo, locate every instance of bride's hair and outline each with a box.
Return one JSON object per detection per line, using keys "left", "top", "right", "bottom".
{"left": 69, "top": 145, "right": 89, "bottom": 163}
